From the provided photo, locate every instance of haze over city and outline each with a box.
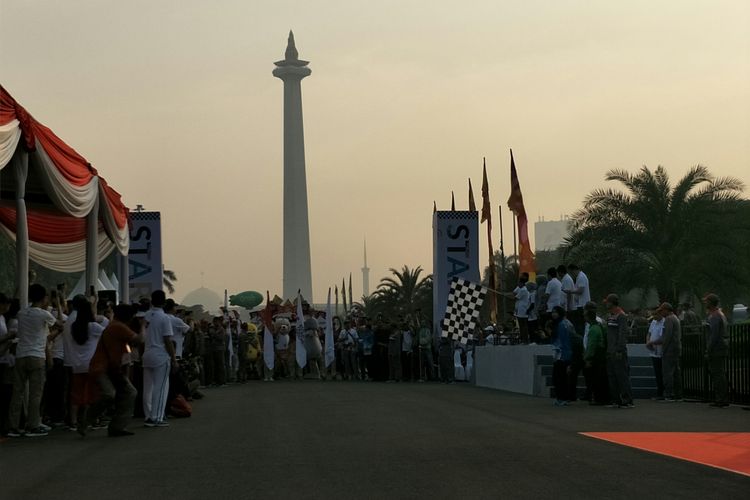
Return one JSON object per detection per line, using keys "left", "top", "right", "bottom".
{"left": 1, "top": 0, "right": 748, "bottom": 302}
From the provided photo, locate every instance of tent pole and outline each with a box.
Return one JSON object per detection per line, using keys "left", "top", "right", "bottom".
{"left": 85, "top": 184, "right": 100, "bottom": 293}
{"left": 118, "top": 250, "right": 129, "bottom": 304}
{"left": 13, "top": 150, "right": 29, "bottom": 307}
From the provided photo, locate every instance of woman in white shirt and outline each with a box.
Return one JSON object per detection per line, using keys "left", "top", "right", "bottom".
{"left": 67, "top": 295, "right": 107, "bottom": 436}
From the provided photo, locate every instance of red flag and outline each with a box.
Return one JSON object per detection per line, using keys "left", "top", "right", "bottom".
{"left": 507, "top": 150, "right": 536, "bottom": 278}
{"left": 468, "top": 179, "right": 477, "bottom": 212}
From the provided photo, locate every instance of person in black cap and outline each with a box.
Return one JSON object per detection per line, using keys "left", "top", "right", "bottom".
{"left": 703, "top": 293, "right": 729, "bottom": 407}
{"left": 605, "top": 294, "right": 634, "bottom": 408}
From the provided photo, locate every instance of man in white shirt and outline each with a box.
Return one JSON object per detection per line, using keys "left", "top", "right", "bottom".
{"left": 565, "top": 264, "right": 591, "bottom": 335}
{"left": 558, "top": 265, "right": 576, "bottom": 312}
{"left": 142, "top": 290, "right": 175, "bottom": 427}
{"left": 544, "top": 267, "right": 563, "bottom": 313}
{"left": 513, "top": 273, "right": 531, "bottom": 344}
{"left": 8, "top": 284, "right": 63, "bottom": 437}
{"left": 164, "top": 299, "right": 191, "bottom": 359}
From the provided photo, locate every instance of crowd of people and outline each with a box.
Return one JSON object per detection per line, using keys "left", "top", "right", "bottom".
{"left": 0, "top": 284, "right": 481, "bottom": 441}
{"left": 0, "top": 268, "right": 734, "bottom": 440}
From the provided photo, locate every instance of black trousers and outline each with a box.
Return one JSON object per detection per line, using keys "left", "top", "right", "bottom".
{"left": 651, "top": 357, "right": 664, "bottom": 397}
{"left": 43, "top": 358, "right": 66, "bottom": 423}
{"left": 0, "top": 364, "right": 13, "bottom": 435}
{"left": 553, "top": 360, "right": 570, "bottom": 401}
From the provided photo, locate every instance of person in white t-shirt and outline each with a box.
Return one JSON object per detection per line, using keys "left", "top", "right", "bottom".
{"left": 513, "top": 273, "right": 531, "bottom": 343}
{"left": 66, "top": 294, "right": 108, "bottom": 436}
{"left": 558, "top": 265, "right": 575, "bottom": 312}
{"left": 565, "top": 264, "right": 591, "bottom": 335}
{"left": 646, "top": 310, "right": 665, "bottom": 399}
{"left": 142, "top": 290, "right": 176, "bottom": 427}
{"left": 8, "top": 284, "right": 63, "bottom": 438}
{"left": 164, "top": 299, "right": 191, "bottom": 359}
{"left": 544, "top": 267, "right": 563, "bottom": 313}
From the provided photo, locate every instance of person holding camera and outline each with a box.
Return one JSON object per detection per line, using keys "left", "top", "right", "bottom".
{"left": 8, "top": 284, "right": 64, "bottom": 438}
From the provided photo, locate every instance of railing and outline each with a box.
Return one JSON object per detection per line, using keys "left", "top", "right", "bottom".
{"left": 681, "top": 323, "right": 750, "bottom": 405}
{"left": 628, "top": 322, "right": 750, "bottom": 404}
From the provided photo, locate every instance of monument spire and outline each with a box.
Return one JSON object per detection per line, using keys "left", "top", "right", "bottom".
{"left": 273, "top": 32, "right": 313, "bottom": 301}
{"left": 361, "top": 237, "right": 370, "bottom": 297}
{"left": 285, "top": 30, "right": 298, "bottom": 61}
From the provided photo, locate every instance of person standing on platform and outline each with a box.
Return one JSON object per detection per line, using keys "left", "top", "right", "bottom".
{"left": 565, "top": 264, "right": 590, "bottom": 335}
{"left": 703, "top": 294, "right": 729, "bottom": 408}
{"left": 558, "top": 265, "right": 575, "bottom": 313}
{"left": 141, "top": 290, "right": 175, "bottom": 427}
{"left": 513, "top": 273, "right": 531, "bottom": 344}
{"left": 544, "top": 268, "right": 563, "bottom": 321}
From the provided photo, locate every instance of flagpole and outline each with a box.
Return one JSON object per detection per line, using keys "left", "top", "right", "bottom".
{"left": 512, "top": 215, "right": 518, "bottom": 264}
{"left": 498, "top": 205, "right": 507, "bottom": 324}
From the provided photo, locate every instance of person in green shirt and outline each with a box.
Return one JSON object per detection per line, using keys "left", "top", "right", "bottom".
{"left": 583, "top": 309, "right": 608, "bottom": 405}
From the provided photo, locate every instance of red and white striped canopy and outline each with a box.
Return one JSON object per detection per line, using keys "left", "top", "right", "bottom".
{"left": 0, "top": 85, "right": 129, "bottom": 271}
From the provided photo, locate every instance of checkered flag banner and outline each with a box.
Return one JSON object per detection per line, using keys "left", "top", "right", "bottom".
{"left": 441, "top": 277, "right": 486, "bottom": 344}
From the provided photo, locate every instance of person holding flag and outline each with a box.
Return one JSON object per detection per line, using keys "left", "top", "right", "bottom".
{"left": 291, "top": 292, "right": 308, "bottom": 380}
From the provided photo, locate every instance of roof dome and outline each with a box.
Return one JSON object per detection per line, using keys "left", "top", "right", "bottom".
{"left": 181, "top": 287, "right": 223, "bottom": 314}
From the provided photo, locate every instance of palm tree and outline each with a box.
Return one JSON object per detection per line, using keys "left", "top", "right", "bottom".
{"left": 163, "top": 268, "right": 178, "bottom": 295}
{"left": 566, "top": 165, "right": 750, "bottom": 303}
{"left": 372, "top": 265, "right": 432, "bottom": 323}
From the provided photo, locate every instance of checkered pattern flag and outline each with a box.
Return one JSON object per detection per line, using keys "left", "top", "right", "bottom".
{"left": 441, "top": 277, "right": 486, "bottom": 344}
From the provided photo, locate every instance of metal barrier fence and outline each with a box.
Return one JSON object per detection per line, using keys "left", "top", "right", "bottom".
{"left": 631, "top": 322, "right": 750, "bottom": 404}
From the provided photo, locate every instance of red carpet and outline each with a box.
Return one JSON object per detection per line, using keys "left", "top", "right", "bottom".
{"left": 581, "top": 432, "right": 750, "bottom": 477}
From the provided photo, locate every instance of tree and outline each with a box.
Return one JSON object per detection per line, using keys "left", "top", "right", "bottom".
{"left": 566, "top": 165, "right": 750, "bottom": 304}
{"left": 371, "top": 265, "right": 432, "bottom": 324}
{"left": 163, "top": 268, "right": 178, "bottom": 295}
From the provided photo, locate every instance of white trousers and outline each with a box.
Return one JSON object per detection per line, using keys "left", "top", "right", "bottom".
{"left": 143, "top": 362, "right": 170, "bottom": 422}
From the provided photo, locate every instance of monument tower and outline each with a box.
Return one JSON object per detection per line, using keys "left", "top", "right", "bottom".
{"left": 273, "top": 31, "right": 313, "bottom": 301}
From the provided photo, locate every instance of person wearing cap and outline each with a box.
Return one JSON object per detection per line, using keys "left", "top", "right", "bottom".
{"left": 604, "top": 294, "right": 634, "bottom": 408}
{"left": 703, "top": 293, "right": 729, "bottom": 407}
{"left": 649, "top": 302, "right": 682, "bottom": 401}
{"left": 679, "top": 302, "right": 701, "bottom": 329}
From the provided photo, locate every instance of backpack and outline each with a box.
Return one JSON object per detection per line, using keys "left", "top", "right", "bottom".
{"left": 169, "top": 394, "right": 192, "bottom": 418}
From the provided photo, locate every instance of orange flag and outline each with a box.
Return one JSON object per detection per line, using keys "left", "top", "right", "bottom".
{"left": 507, "top": 150, "right": 536, "bottom": 279}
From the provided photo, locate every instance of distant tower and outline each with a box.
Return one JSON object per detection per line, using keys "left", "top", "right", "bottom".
{"left": 273, "top": 31, "right": 313, "bottom": 301}
{"left": 361, "top": 238, "right": 370, "bottom": 297}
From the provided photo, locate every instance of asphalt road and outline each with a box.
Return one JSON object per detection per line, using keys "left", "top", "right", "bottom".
{"left": 1, "top": 381, "right": 748, "bottom": 499}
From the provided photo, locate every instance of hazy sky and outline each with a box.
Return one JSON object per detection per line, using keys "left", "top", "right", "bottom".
{"left": 2, "top": 0, "right": 748, "bottom": 303}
